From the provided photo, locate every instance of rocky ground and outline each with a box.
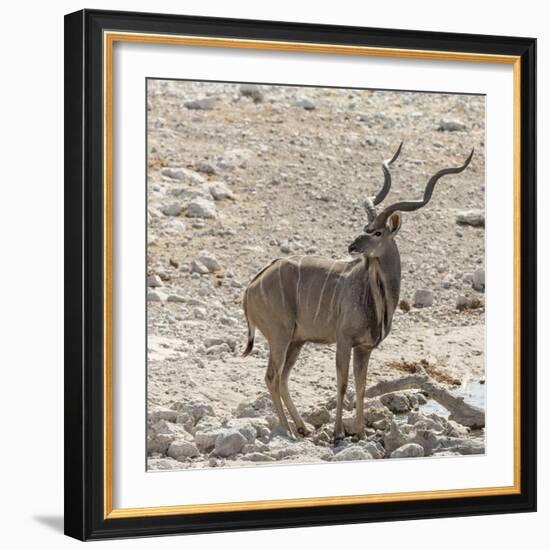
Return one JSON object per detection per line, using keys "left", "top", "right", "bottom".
{"left": 146, "top": 80, "right": 486, "bottom": 471}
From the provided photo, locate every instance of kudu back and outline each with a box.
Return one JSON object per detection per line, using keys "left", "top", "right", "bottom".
{"left": 242, "top": 143, "right": 474, "bottom": 442}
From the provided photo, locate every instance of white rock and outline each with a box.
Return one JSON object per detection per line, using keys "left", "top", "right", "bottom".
{"left": 218, "top": 148, "right": 253, "bottom": 170}
{"left": 442, "top": 276, "right": 454, "bottom": 289}
{"left": 242, "top": 417, "right": 270, "bottom": 438}
{"left": 294, "top": 95, "right": 316, "bottom": 110}
{"left": 333, "top": 447, "right": 372, "bottom": 461}
{"left": 194, "top": 416, "right": 222, "bottom": 433}
{"left": 235, "top": 394, "right": 274, "bottom": 418}
{"left": 303, "top": 407, "right": 331, "bottom": 428}
{"left": 193, "top": 306, "right": 207, "bottom": 319}
{"left": 148, "top": 420, "right": 188, "bottom": 454}
{"left": 150, "top": 419, "right": 185, "bottom": 436}
{"left": 214, "top": 429, "right": 247, "bottom": 457}
{"left": 440, "top": 438, "right": 485, "bottom": 455}
{"left": 165, "top": 220, "right": 186, "bottom": 234}
{"left": 184, "top": 97, "right": 215, "bottom": 110}
{"left": 161, "top": 203, "right": 182, "bottom": 217}
{"left": 171, "top": 400, "right": 214, "bottom": 423}
{"left": 407, "top": 411, "right": 445, "bottom": 431}
{"left": 148, "top": 458, "right": 181, "bottom": 470}
{"left": 167, "top": 440, "right": 200, "bottom": 459}
{"left": 147, "top": 290, "right": 164, "bottom": 302}
{"left": 220, "top": 316, "right": 237, "bottom": 328}
{"left": 186, "top": 197, "right": 217, "bottom": 219}
{"left": 413, "top": 289, "right": 434, "bottom": 308}
{"left": 148, "top": 407, "right": 178, "bottom": 423}
{"left": 362, "top": 441, "right": 385, "bottom": 459}
{"left": 161, "top": 167, "right": 206, "bottom": 184}
{"left": 175, "top": 412, "right": 195, "bottom": 433}
{"left": 456, "top": 294, "right": 483, "bottom": 311}
{"left": 383, "top": 421, "right": 408, "bottom": 454}
{"left": 147, "top": 432, "right": 173, "bottom": 454}
{"left": 279, "top": 241, "right": 292, "bottom": 254}
{"left": 206, "top": 343, "right": 231, "bottom": 355}
{"left": 381, "top": 392, "right": 413, "bottom": 414}
{"left": 196, "top": 251, "right": 221, "bottom": 272}
{"left": 242, "top": 452, "right": 275, "bottom": 462}
{"left": 226, "top": 419, "right": 258, "bottom": 443}
{"left": 195, "top": 160, "right": 217, "bottom": 175}
{"left": 391, "top": 443, "right": 425, "bottom": 458}
{"left": 204, "top": 336, "right": 237, "bottom": 351}
{"left": 208, "top": 181, "right": 234, "bottom": 201}
{"left": 239, "top": 84, "right": 264, "bottom": 103}
{"left": 166, "top": 293, "right": 186, "bottom": 303}
{"left": 456, "top": 210, "right": 485, "bottom": 227}
{"left": 472, "top": 270, "right": 485, "bottom": 292}
{"left": 438, "top": 118, "right": 466, "bottom": 131}
{"left": 365, "top": 406, "right": 392, "bottom": 427}
{"left": 194, "top": 430, "right": 221, "bottom": 453}
{"left": 147, "top": 274, "right": 163, "bottom": 288}
{"left": 191, "top": 259, "right": 209, "bottom": 274}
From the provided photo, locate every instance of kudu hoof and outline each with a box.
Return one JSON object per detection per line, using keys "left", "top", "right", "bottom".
{"left": 297, "top": 426, "right": 311, "bottom": 437}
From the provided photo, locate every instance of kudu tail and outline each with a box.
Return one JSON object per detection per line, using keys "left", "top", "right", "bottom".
{"left": 241, "top": 289, "right": 256, "bottom": 357}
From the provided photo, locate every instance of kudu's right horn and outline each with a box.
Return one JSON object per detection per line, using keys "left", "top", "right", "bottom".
{"left": 363, "top": 141, "right": 404, "bottom": 222}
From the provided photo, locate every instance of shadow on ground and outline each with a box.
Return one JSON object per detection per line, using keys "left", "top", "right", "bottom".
{"left": 33, "top": 515, "right": 64, "bottom": 533}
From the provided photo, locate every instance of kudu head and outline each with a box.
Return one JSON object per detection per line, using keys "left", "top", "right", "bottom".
{"left": 348, "top": 142, "right": 474, "bottom": 258}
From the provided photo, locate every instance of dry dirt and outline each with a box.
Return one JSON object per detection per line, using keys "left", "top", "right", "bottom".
{"left": 146, "top": 80, "right": 486, "bottom": 470}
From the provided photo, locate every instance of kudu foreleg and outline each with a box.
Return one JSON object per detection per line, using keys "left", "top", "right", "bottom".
{"left": 333, "top": 339, "right": 352, "bottom": 442}
{"left": 353, "top": 346, "right": 372, "bottom": 439}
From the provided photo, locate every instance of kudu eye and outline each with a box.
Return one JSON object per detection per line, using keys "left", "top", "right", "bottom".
{"left": 374, "top": 231, "right": 382, "bottom": 237}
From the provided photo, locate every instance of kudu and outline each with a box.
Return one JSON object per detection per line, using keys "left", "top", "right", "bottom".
{"left": 242, "top": 143, "right": 474, "bottom": 442}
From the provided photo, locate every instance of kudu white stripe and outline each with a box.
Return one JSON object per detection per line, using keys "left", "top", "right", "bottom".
{"left": 314, "top": 260, "right": 337, "bottom": 320}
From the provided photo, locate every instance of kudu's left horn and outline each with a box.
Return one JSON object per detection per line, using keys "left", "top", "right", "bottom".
{"left": 370, "top": 148, "right": 475, "bottom": 228}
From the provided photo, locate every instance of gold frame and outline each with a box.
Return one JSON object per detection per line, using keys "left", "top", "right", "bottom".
{"left": 103, "top": 31, "right": 522, "bottom": 520}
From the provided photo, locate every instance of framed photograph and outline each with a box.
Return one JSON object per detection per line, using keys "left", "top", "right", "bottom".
{"left": 64, "top": 9, "right": 536, "bottom": 540}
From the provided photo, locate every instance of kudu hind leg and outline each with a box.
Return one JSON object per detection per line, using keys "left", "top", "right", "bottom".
{"left": 265, "top": 341, "right": 293, "bottom": 435}
{"left": 353, "top": 346, "right": 372, "bottom": 439}
{"left": 333, "top": 339, "right": 352, "bottom": 443}
{"left": 279, "top": 342, "right": 309, "bottom": 436}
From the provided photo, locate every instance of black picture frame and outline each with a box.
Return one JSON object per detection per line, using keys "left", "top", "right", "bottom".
{"left": 64, "top": 8, "right": 537, "bottom": 541}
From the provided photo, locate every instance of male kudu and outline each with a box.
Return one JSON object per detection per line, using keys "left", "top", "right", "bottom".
{"left": 242, "top": 143, "right": 474, "bottom": 442}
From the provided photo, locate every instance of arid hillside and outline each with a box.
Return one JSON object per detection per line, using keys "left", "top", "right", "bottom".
{"left": 146, "top": 80, "right": 486, "bottom": 470}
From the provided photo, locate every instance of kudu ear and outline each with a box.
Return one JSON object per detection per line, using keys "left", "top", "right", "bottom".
{"left": 387, "top": 212, "right": 402, "bottom": 235}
